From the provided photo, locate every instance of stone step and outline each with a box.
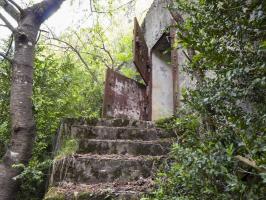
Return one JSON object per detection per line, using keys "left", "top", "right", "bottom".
{"left": 77, "top": 139, "right": 172, "bottom": 156}
{"left": 51, "top": 154, "right": 163, "bottom": 185}
{"left": 70, "top": 125, "right": 174, "bottom": 141}
{"left": 45, "top": 178, "right": 154, "bottom": 200}
{"left": 95, "top": 118, "right": 155, "bottom": 129}
{"left": 62, "top": 118, "right": 156, "bottom": 129}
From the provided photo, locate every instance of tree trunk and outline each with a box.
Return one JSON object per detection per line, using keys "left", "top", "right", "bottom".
{"left": 0, "top": 13, "right": 39, "bottom": 200}
{"left": 0, "top": 1, "right": 66, "bottom": 199}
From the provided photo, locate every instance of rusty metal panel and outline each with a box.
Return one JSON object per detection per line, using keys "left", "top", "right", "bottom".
{"left": 170, "top": 25, "right": 179, "bottom": 112}
{"left": 133, "top": 17, "right": 150, "bottom": 85}
{"left": 103, "top": 69, "right": 148, "bottom": 120}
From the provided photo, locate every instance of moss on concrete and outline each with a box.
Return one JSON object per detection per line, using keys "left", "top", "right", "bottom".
{"left": 44, "top": 188, "right": 64, "bottom": 200}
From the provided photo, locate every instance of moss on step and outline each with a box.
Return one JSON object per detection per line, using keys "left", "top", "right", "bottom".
{"left": 44, "top": 188, "right": 128, "bottom": 200}
{"left": 44, "top": 187, "right": 64, "bottom": 200}
{"left": 77, "top": 191, "right": 114, "bottom": 200}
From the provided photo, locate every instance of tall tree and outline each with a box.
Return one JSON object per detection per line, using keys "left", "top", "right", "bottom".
{"left": 0, "top": 0, "right": 66, "bottom": 199}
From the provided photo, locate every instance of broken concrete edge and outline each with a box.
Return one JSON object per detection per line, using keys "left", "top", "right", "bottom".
{"left": 44, "top": 186, "right": 143, "bottom": 200}
{"left": 141, "top": 0, "right": 174, "bottom": 53}
{"left": 53, "top": 154, "right": 166, "bottom": 162}
{"left": 44, "top": 189, "right": 112, "bottom": 200}
{"left": 44, "top": 179, "right": 154, "bottom": 200}
{"left": 60, "top": 117, "right": 156, "bottom": 127}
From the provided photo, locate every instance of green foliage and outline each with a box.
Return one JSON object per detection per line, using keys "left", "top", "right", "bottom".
{"left": 0, "top": 17, "right": 136, "bottom": 198}
{"left": 148, "top": 112, "right": 266, "bottom": 199}
{"left": 0, "top": 1, "right": 145, "bottom": 199}
{"left": 0, "top": 56, "right": 11, "bottom": 159}
{"left": 148, "top": 0, "right": 266, "bottom": 199}
{"left": 115, "top": 34, "right": 133, "bottom": 63}
{"left": 16, "top": 43, "right": 104, "bottom": 199}
{"left": 44, "top": 188, "right": 64, "bottom": 200}
{"left": 13, "top": 160, "right": 52, "bottom": 200}
{"left": 0, "top": 39, "right": 104, "bottom": 199}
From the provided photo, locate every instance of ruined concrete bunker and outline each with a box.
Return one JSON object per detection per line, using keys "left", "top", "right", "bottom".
{"left": 103, "top": 0, "right": 189, "bottom": 121}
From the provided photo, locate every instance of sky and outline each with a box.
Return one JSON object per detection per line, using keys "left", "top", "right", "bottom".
{"left": 0, "top": 0, "right": 154, "bottom": 44}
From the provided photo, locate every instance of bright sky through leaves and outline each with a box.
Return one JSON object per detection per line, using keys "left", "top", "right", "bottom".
{"left": 0, "top": 0, "right": 153, "bottom": 44}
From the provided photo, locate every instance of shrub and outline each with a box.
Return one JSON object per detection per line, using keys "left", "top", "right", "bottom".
{"left": 147, "top": 0, "right": 266, "bottom": 199}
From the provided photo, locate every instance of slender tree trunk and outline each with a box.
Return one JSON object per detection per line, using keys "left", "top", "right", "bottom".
{"left": 0, "top": 1, "right": 66, "bottom": 199}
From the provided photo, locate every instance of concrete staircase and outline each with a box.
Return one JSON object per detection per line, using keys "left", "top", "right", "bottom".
{"left": 44, "top": 118, "right": 174, "bottom": 200}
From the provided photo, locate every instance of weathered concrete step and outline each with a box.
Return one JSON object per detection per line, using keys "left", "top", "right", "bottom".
{"left": 95, "top": 118, "right": 155, "bottom": 128}
{"left": 63, "top": 118, "right": 155, "bottom": 129}
{"left": 71, "top": 125, "right": 174, "bottom": 141}
{"left": 77, "top": 139, "right": 172, "bottom": 156}
{"left": 51, "top": 154, "right": 163, "bottom": 185}
{"left": 45, "top": 178, "right": 154, "bottom": 200}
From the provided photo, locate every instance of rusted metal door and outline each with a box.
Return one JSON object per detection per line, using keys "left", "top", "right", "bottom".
{"left": 102, "top": 19, "right": 179, "bottom": 121}
{"left": 133, "top": 17, "right": 150, "bottom": 85}
{"left": 102, "top": 69, "right": 149, "bottom": 120}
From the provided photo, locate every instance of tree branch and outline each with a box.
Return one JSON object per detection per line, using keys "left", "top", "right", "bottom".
{"left": 0, "top": 0, "right": 20, "bottom": 21}
{"left": 5, "top": 33, "right": 13, "bottom": 56}
{"left": 235, "top": 155, "right": 266, "bottom": 173}
{"left": 43, "top": 35, "right": 98, "bottom": 82}
{"left": 94, "top": 31, "right": 115, "bottom": 69}
{"left": 182, "top": 50, "right": 192, "bottom": 63}
{"left": 72, "top": 31, "right": 111, "bottom": 69}
{"left": 7, "top": 0, "right": 23, "bottom": 13}
{"left": 101, "top": 43, "right": 114, "bottom": 69}
{"left": 91, "top": 0, "right": 136, "bottom": 14}
{"left": 0, "top": 52, "right": 12, "bottom": 63}
{"left": 31, "top": 0, "right": 66, "bottom": 24}
{"left": 115, "top": 61, "right": 127, "bottom": 72}
{"left": 0, "top": 12, "right": 15, "bottom": 31}
{"left": 0, "top": 23, "right": 8, "bottom": 28}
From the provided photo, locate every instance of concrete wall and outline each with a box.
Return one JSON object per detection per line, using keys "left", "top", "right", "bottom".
{"left": 152, "top": 50, "right": 174, "bottom": 120}
{"left": 142, "top": 0, "right": 173, "bottom": 52}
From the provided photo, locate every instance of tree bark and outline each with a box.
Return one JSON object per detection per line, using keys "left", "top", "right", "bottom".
{"left": 0, "top": 1, "right": 66, "bottom": 199}
{"left": 0, "top": 14, "right": 39, "bottom": 200}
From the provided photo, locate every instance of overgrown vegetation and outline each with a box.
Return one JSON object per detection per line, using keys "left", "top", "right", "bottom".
{"left": 17, "top": 43, "right": 103, "bottom": 200}
{"left": 0, "top": 25, "right": 134, "bottom": 200}
{"left": 146, "top": 0, "right": 266, "bottom": 199}
{"left": 1, "top": 0, "right": 265, "bottom": 199}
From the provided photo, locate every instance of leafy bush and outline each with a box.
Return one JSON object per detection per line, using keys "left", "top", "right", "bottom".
{"left": 0, "top": 58, "right": 11, "bottom": 159}
{"left": 147, "top": 112, "right": 265, "bottom": 199}
{"left": 147, "top": 0, "right": 266, "bottom": 199}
